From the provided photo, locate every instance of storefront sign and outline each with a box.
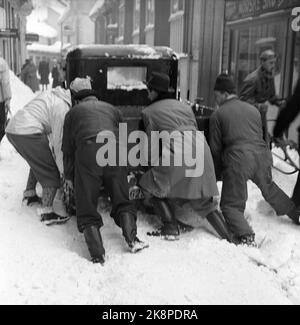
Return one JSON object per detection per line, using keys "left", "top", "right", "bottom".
{"left": 25, "top": 33, "right": 39, "bottom": 42}
{"left": 226, "top": 0, "right": 300, "bottom": 21}
{"left": 0, "top": 28, "right": 19, "bottom": 38}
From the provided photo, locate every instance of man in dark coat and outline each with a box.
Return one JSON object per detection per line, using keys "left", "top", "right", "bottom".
{"left": 240, "top": 50, "right": 285, "bottom": 143}
{"left": 139, "top": 72, "right": 232, "bottom": 242}
{"left": 210, "top": 74, "right": 300, "bottom": 246}
{"left": 274, "top": 79, "right": 300, "bottom": 207}
{"left": 62, "top": 78, "right": 148, "bottom": 265}
{"left": 21, "top": 59, "right": 39, "bottom": 93}
{"left": 38, "top": 58, "right": 50, "bottom": 91}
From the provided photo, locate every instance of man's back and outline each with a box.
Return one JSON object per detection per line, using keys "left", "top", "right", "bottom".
{"left": 142, "top": 99, "right": 198, "bottom": 132}
{"left": 210, "top": 97, "right": 266, "bottom": 150}
{"left": 64, "top": 97, "right": 122, "bottom": 148}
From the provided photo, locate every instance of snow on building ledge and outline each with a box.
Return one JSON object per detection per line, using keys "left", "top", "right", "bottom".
{"left": 89, "top": 0, "right": 104, "bottom": 20}
{"left": 27, "top": 41, "right": 71, "bottom": 54}
{"left": 26, "top": 19, "right": 58, "bottom": 39}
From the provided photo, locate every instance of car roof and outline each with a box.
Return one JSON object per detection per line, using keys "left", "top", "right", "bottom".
{"left": 67, "top": 44, "right": 178, "bottom": 60}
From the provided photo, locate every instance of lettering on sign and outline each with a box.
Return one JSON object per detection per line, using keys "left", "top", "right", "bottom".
{"left": 292, "top": 7, "right": 300, "bottom": 32}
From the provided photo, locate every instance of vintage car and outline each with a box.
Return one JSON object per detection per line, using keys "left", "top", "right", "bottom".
{"left": 65, "top": 44, "right": 212, "bottom": 137}
{"left": 65, "top": 45, "right": 213, "bottom": 203}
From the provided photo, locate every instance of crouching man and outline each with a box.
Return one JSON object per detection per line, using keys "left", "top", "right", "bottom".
{"left": 6, "top": 87, "right": 72, "bottom": 225}
{"left": 210, "top": 74, "right": 300, "bottom": 247}
{"left": 62, "top": 78, "right": 149, "bottom": 265}
{"left": 139, "top": 72, "right": 232, "bottom": 242}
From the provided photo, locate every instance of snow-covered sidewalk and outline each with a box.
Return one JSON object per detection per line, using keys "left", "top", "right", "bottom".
{"left": 0, "top": 73, "right": 300, "bottom": 305}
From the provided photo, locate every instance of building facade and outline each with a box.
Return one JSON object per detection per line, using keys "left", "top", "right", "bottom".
{"left": 0, "top": 0, "right": 33, "bottom": 73}
{"left": 90, "top": 0, "right": 225, "bottom": 106}
{"left": 60, "top": 0, "right": 96, "bottom": 47}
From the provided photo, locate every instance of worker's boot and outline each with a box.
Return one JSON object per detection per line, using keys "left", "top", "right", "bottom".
{"left": 206, "top": 210, "right": 233, "bottom": 243}
{"left": 120, "top": 212, "right": 149, "bottom": 253}
{"left": 150, "top": 198, "right": 180, "bottom": 241}
{"left": 83, "top": 225, "right": 105, "bottom": 265}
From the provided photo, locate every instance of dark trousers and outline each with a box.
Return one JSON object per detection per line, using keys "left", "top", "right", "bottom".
{"left": 0, "top": 102, "right": 7, "bottom": 143}
{"left": 221, "top": 148, "right": 295, "bottom": 237}
{"left": 75, "top": 143, "right": 137, "bottom": 233}
{"left": 6, "top": 133, "right": 60, "bottom": 188}
{"left": 292, "top": 132, "right": 300, "bottom": 206}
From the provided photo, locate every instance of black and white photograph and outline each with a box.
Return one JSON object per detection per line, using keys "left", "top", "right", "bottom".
{"left": 0, "top": 0, "right": 300, "bottom": 306}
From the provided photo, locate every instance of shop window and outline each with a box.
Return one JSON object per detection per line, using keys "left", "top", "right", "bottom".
{"left": 229, "top": 19, "right": 288, "bottom": 96}
{"left": 292, "top": 33, "right": 300, "bottom": 91}
{"left": 145, "top": 0, "right": 155, "bottom": 28}
{"left": 171, "top": 0, "right": 184, "bottom": 14}
{"left": 133, "top": 0, "right": 141, "bottom": 33}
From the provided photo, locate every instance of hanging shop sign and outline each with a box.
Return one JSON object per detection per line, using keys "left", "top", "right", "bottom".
{"left": 0, "top": 28, "right": 19, "bottom": 38}
{"left": 226, "top": 0, "right": 300, "bottom": 21}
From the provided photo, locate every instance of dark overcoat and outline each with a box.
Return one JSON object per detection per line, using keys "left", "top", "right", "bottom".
{"left": 139, "top": 99, "right": 219, "bottom": 200}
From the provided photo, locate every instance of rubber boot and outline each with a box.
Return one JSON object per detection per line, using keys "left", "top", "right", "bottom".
{"left": 206, "top": 210, "right": 233, "bottom": 243}
{"left": 151, "top": 198, "right": 179, "bottom": 240}
{"left": 287, "top": 206, "right": 300, "bottom": 225}
{"left": 119, "top": 212, "right": 137, "bottom": 244}
{"left": 119, "top": 212, "right": 149, "bottom": 253}
{"left": 83, "top": 225, "right": 105, "bottom": 265}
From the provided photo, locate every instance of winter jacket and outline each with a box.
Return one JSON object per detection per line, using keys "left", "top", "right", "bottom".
{"left": 240, "top": 67, "right": 279, "bottom": 106}
{"left": 139, "top": 99, "right": 219, "bottom": 200}
{"left": 273, "top": 79, "right": 300, "bottom": 138}
{"left": 38, "top": 61, "right": 50, "bottom": 85}
{"left": 21, "top": 62, "right": 39, "bottom": 92}
{"left": 209, "top": 96, "right": 267, "bottom": 178}
{"left": 51, "top": 66, "right": 60, "bottom": 88}
{"left": 62, "top": 96, "right": 123, "bottom": 181}
{"left": 0, "top": 57, "right": 12, "bottom": 104}
{"left": 6, "top": 88, "right": 72, "bottom": 174}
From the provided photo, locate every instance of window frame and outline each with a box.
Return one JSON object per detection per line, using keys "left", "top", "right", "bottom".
{"left": 145, "top": 0, "right": 155, "bottom": 29}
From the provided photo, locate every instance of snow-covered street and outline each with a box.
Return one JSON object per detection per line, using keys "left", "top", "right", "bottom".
{"left": 0, "top": 73, "right": 300, "bottom": 305}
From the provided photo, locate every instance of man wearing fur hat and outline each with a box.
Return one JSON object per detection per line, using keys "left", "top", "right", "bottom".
{"left": 210, "top": 74, "right": 300, "bottom": 247}
{"left": 62, "top": 77, "right": 149, "bottom": 265}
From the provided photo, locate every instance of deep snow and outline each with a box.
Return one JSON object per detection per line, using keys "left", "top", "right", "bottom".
{"left": 0, "top": 73, "right": 300, "bottom": 305}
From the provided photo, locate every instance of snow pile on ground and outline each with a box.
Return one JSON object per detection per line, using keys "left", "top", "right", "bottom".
{"left": 0, "top": 74, "right": 300, "bottom": 305}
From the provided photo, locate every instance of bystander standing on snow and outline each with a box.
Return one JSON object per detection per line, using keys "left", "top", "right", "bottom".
{"left": 0, "top": 55, "right": 12, "bottom": 146}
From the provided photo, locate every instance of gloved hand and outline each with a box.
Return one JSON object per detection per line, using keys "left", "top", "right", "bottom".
{"left": 63, "top": 179, "right": 76, "bottom": 216}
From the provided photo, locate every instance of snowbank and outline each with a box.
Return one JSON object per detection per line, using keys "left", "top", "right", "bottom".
{"left": 0, "top": 75, "right": 300, "bottom": 305}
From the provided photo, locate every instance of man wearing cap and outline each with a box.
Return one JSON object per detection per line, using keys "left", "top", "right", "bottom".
{"left": 62, "top": 77, "right": 149, "bottom": 265}
{"left": 5, "top": 87, "right": 72, "bottom": 225}
{"left": 240, "top": 50, "right": 285, "bottom": 143}
{"left": 0, "top": 56, "right": 11, "bottom": 146}
{"left": 210, "top": 74, "right": 300, "bottom": 246}
{"left": 140, "top": 72, "right": 233, "bottom": 243}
